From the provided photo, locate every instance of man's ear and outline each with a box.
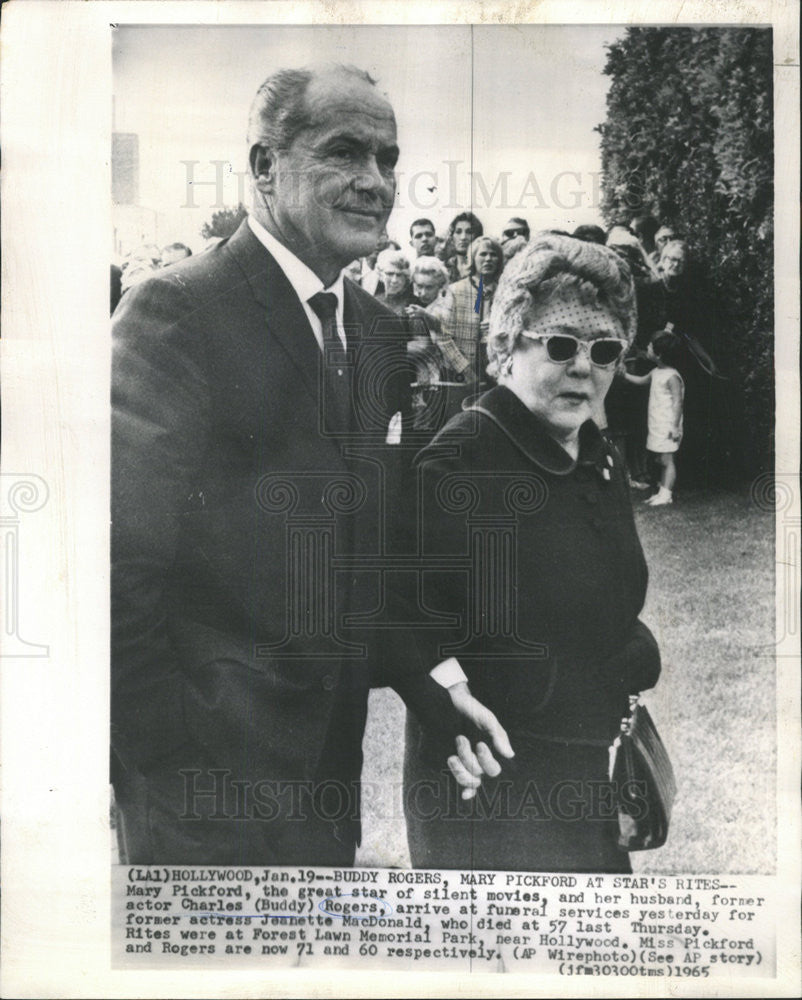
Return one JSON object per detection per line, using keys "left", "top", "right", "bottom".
{"left": 249, "top": 143, "right": 276, "bottom": 193}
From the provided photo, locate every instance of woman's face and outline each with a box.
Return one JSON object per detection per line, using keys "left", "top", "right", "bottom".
{"left": 504, "top": 296, "right": 624, "bottom": 444}
{"left": 453, "top": 221, "right": 474, "bottom": 255}
{"left": 412, "top": 272, "right": 443, "bottom": 305}
{"left": 382, "top": 264, "right": 410, "bottom": 296}
{"left": 474, "top": 244, "right": 500, "bottom": 278}
{"left": 660, "top": 245, "right": 686, "bottom": 282}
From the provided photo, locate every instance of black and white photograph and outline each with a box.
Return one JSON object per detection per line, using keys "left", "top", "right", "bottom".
{"left": 1, "top": 1, "right": 799, "bottom": 997}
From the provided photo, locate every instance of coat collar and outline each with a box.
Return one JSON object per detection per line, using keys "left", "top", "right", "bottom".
{"left": 464, "top": 385, "right": 610, "bottom": 476}
{"left": 222, "top": 220, "right": 397, "bottom": 436}
{"left": 223, "top": 220, "right": 322, "bottom": 402}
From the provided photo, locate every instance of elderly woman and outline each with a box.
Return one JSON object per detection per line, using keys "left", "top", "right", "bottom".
{"left": 408, "top": 255, "right": 450, "bottom": 309}
{"left": 402, "top": 233, "right": 662, "bottom": 872}
{"left": 374, "top": 248, "right": 413, "bottom": 314}
{"left": 397, "top": 256, "right": 452, "bottom": 432}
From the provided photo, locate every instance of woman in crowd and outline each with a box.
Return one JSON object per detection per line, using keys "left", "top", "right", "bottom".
{"left": 407, "top": 256, "right": 451, "bottom": 311}
{"left": 649, "top": 224, "right": 677, "bottom": 268}
{"left": 656, "top": 239, "right": 729, "bottom": 482}
{"left": 403, "top": 256, "right": 451, "bottom": 431}
{"left": 429, "top": 236, "right": 503, "bottom": 381}
{"left": 444, "top": 211, "right": 484, "bottom": 283}
{"left": 375, "top": 248, "right": 413, "bottom": 314}
{"left": 423, "top": 235, "right": 504, "bottom": 424}
{"left": 604, "top": 227, "right": 666, "bottom": 487}
{"left": 403, "top": 233, "right": 661, "bottom": 872}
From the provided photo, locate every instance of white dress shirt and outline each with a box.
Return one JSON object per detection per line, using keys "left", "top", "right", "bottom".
{"left": 248, "top": 215, "right": 347, "bottom": 349}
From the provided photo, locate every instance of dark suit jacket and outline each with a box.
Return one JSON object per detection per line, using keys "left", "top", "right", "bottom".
{"left": 112, "top": 220, "right": 419, "bottom": 803}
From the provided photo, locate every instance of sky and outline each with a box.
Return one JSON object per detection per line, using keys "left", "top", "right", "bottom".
{"left": 112, "top": 24, "right": 625, "bottom": 254}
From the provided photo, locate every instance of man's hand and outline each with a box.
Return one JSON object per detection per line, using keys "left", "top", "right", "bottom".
{"left": 446, "top": 682, "right": 515, "bottom": 799}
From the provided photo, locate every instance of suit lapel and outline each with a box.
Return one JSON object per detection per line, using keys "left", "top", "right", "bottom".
{"left": 224, "top": 221, "right": 322, "bottom": 404}
{"left": 225, "top": 222, "right": 407, "bottom": 439}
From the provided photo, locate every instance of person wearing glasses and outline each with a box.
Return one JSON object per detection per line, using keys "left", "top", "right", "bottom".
{"left": 402, "top": 233, "right": 662, "bottom": 871}
{"left": 500, "top": 217, "right": 531, "bottom": 244}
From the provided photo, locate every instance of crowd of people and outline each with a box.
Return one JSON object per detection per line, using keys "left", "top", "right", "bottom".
{"left": 114, "top": 211, "right": 726, "bottom": 503}
{"left": 110, "top": 242, "right": 192, "bottom": 313}
{"left": 335, "top": 210, "right": 724, "bottom": 502}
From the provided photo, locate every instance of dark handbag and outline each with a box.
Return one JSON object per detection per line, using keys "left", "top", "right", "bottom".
{"left": 609, "top": 696, "right": 677, "bottom": 851}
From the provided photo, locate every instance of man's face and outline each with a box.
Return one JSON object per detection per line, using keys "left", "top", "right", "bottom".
{"left": 410, "top": 224, "right": 436, "bottom": 257}
{"left": 266, "top": 72, "right": 399, "bottom": 275}
{"left": 501, "top": 220, "right": 528, "bottom": 244}
{"left": 453, "top": 221, "right": 474, "bottom": 255}
{"left": 412, "top": 273, "right": 442, "bottom": 305}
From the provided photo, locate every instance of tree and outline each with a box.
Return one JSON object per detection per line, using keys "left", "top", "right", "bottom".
{"left": 597, "top": 27, "right": 774, "bottom": 477}
{"left": 201, "top": 204, "right": 248, "bottom": 241}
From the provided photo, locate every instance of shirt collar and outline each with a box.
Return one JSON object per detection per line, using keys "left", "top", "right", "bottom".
{"left": 248, "top": 214, "right": 345, "bottom": 309}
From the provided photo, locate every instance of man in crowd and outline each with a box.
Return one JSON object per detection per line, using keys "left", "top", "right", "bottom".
{"left": 408, "top": 217, "right": 437, "bottom": 258}
{"left": 111, "top": 63, "right": 510, "bottom": 866}
{"left": 500, "top": 217, "right": 530, "bottom": 244}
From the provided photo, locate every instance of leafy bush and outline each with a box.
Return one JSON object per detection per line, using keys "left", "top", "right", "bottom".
{"left": 201, "top": 204, "right": 248, "bottom": 241}
{"left": 598, "top": 28, "right": 773, "bottom": 477}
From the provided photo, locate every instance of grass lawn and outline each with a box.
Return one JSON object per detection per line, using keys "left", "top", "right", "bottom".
{"left": 357, "top": 486, "right": 776, "bottom": 873}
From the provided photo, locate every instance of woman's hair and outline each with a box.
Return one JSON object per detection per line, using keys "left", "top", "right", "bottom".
{"left": 376, "top": 248, "right": 411, "bottom": 274}
{"left": 486, "top": 232, "right": 637, "bottom": 379}
{"left": 660, "top": 239, "right": 688, "bottom": 262}
{"left": 650, "top": 328, "right": 682, "bottom": 366}
{"left": 447, "top": 211, "right": 484, "bottom": 240}
{"left": 411, "top": 255, "right": 449, "bottom": 286}
{"left": 469, "top": 236, "right": 504, "bottom": 279}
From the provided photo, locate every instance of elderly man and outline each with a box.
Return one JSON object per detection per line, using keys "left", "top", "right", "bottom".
{"left": 112, "top": 63, "right": 509, "bottom": 866}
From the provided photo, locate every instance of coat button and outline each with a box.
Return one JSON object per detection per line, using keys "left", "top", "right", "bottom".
{"left": 592, "top": 517, "right": 603, "bottom": 529}
{"left": 322, "top": 674, "right": 336, "bottom": 691}
{"left": 585, "top": 492, "right": 599, "bottom": 504}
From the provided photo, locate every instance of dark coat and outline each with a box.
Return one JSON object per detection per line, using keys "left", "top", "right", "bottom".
{"left": 111, "top": 220, "right": 418, "bottom": 864}
{"left": 402, "top": 385, "right": 661, "bottom": 871}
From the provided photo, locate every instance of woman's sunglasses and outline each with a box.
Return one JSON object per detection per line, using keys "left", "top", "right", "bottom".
{"left": 521, "top": 331, "right": 627, "bottom": 368}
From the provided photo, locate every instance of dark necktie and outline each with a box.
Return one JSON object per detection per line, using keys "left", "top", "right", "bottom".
{"left": 308, "top": 291, "right": 340, "bottom": 346}
{"left": 308, "top": 291, "right": 352, "bottom": 433}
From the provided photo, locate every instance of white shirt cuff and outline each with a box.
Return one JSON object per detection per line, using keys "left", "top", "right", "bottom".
{"left": 430, "top": 657, "right": 467, "bottom": 688}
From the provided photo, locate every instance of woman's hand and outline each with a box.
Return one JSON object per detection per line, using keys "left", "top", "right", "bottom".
{"left": 446, "top": 682, "right": 515, "bottom": 799}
